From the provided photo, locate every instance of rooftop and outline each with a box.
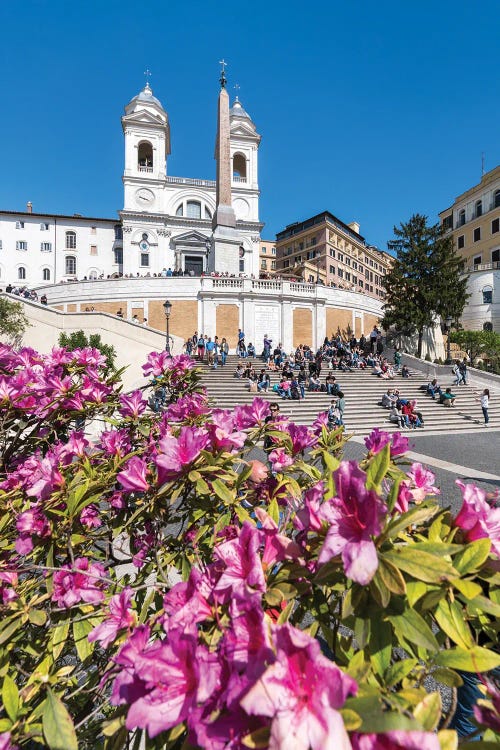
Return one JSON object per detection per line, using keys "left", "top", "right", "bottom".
{"left": 0, "top": 209, "right": 118, "bottom": 223}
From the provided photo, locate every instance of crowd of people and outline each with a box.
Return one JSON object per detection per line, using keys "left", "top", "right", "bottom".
{"left": 3, "top": 284, "right": 47, "bottom": 304}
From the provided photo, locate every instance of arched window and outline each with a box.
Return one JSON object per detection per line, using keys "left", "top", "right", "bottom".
{"left": 65, "top": 231, "right": 76, "bottom": 249}
{"left": 204, "top": 206, "right": 212, "bottom": 219}
{"left": 483, "top": 322, "right": 493, "bottom": 331}
{"left": 458, "top": 209, "right": 466, "bottom": 226}
{"left": 475, "top": 200, "right": 482, "bottom": 218}
{"left": 482, "top": 286, "right": 493, "bottom": 305}
{"left": 18, "top": 267, "right": 26, "bottom": 280}
{"left": 138, "top": 141, "right": 153, "bottom": 171}
{"left": 114, "top": 247, "right": 123, "bottom": 265}
{"left": 495, "top": 190, "right": 500, "bottom": 209}
{"left": 186, "top": 201, "right": 201, "bottom": 219}
{"left": 175, "top": 204, "right": 184, "bottom": 216}
{"left": 233, "top": 153, "right": 247, "bottom": 181}
{"left": 65, "top": 256, "right": 76, "bottom": 275}
{"left": 89, "top": 270, "right": 98, "bottom": 279}
{"left": 43, "top": 268, "right": 51, "bottom": 281}
{"left": 114, "top": 224, "right": 123, "bottom": 240}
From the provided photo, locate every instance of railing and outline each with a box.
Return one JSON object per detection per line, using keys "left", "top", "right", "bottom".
{"left": 233, "top": 176, "right": 247, "bottom": 183}
{"left": 467, "top": 261, "right": 500, "bottom": 272}
{"left": 138, "top": 166, "right": 153, "bottom": 173}
{"left": 289, "top": 283, "right": 315, "bottom": 293}
{"left": 251, "top": 280, "right": 282, "bottom": 292}
{"left": 212, "top": 278, "right": 244, "bottom": 289}
{"left": 166, "top": 176, "right": 216, "bottom": 187}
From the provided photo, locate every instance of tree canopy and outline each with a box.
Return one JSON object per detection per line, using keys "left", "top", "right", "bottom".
{"left": 381, "top": 214, "right": 469, "bottom": 358}
{"left": 0, "top": 297, "right": 29, "bottom": 344}
{"left": 451, "top": 329, "right": 500, "bottom": 366}
{"left": 58, "top": 330, "right": 116, "bottom": 372}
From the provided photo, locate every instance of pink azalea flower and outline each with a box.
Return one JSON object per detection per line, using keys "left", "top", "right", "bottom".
{"left": 111, "top": 626, "right": 217, "bottom": 738}
{"left": 80, "top": 504, "right": 102, "bottom": 529}
{"left": 79, "top": 376, "right": 112, "bottom": 404}
{"left": 364, "top": 428, "right": 391, "bottom": 455}
{"left": 405, "top": 463, "right": 440, "bottom": 503}
{"left": 249, "top": 397, "right": 271, "bottom": 424}
{"left": 88, "top": 587, "right": 136, "bottom": 648}
{"left": 214, "top": 522, "right": 266, "bottom": 600}
{"left": 233, "top": 404, "right": 258, "bottom": 429}
{"left": 25, "top": 455, "right": 64, "bottom": 501}
{"left": 294, "top": 482, "right": 325, "bottom": 532}
{"left": 0, "top": 731, "right": 17, "bottom": 750}
{"left": 318, "top": 461, "right": 387, "bottom": 585}
{"left": 119, "top": 390, "right": 147, "bottom": 419}
{"left": 286, "top": 423, "right": 317, "bottom": 454}
{"left": 162, "top": 568, "right": 212, "bottom": 635}
{"left": 15, "top": 508, "right": 51, "bottom": 554}
{"left": 0, "top": 378, "right": 20, "bottom": 403}
{"left": 166, "top": 392, "right": 208, "bottom": 421}
{"left": 268, "top": 447, "right": 294, "bottom": 473}
{"left": 474, "top": 678, "right": 500, "bottom": 733}
{"left": 142, "top": 350, "right": 172, "bottom": 378}
{"left": 224, "top": 595, "right": 273, "bottom": 672}
{"left": 0, "top": 570, "right": 18, "bottom": 605}
{"left": 454, "top": 481, "right": 500, "bottom": 558}
{"left": 351, "top": 731, "right": 440, "bottom": 750}
{"left": 52, "top": 557, "right": 106, "bottom": 608}
{"left": 390, "top": 431, "right": 409, "bottom": 457}
{"left": 312, "top": 410, "right": 330, "bottom": 434}
{"left": 241, "top": 623, "right": 357, "bottom": 750}
{"left": 209, "top": 409, "right": 247, "bottom": 452}
{"left": 62, "top": 430, "right": 89, "bottom": 458}
{"left": 117, "top": 457, "right": 150, "bottom": 492}
{"left": 155, "top": 426, "right": 209, "bottom": 481}
{"left": 255, "top": 508, "right": 303, "bottom": 569}
{"left": 99, "top": 428, "right": 132, "bottom": 457}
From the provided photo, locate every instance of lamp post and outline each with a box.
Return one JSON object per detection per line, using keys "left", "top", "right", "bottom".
{"left": 205, "top": 238, "right": 211, "bottom": 274}
{"left": 445, "top": 315, "right": 453, "bottom": 364}
{"left": 163, "top": 299, "right": 172, "bottom": 355}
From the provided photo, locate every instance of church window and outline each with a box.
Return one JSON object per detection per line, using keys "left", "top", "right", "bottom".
{"left": 43, "top": 268, "right": 51, "bottom": 281}
{"left": 0, "top": 240, "right": 2, "bottom": 250}
{"left": 16, "top": 241, "right": 28, "bottom": 251}
{"left": 239, "top": 258, "right": 245, "bottom": 273}
{"left": 176, "top": 204, "right": 184, "bottom": 216}
{"left": 138, "top": 141, "right": 153, "bottom": 171}
{"left": 16, "top": 221, "right": 24, "bottom": 229}
{"left": 114, "top": 224, "right": 123, "bottom": 240}
{"left": 187, "top": 201, "right": 201, "bottom": 219}
{"left": 140, "top": 253, "right": 150, "bottom": 267}
{"left": 40, "top": 223, "right": 49, "bottom": 231}
{"left": 66, "top": 231, "right": 77, "bottom": 249}
{"left": 65, "top": 256, "right": 76, "bottom": 275}
{"left": 204, "top": 206, "right": 212, "bottom": 219}
{"left": 139, "top": 234, "right": 149, "bottom": 251}
{"left": 90, "top": 245, "right": 97, "bottom": 256}
{"left": 233, "top": 153, "right": 247, "bottom": 181}
{"left": 41, "top": 242, "right": 52, "bottom": 252}
{"left": 18, "top": 266, "right": 26, "bottom": 280}
{"left": 114, "top": 247, "right": 123, "bottom": 265}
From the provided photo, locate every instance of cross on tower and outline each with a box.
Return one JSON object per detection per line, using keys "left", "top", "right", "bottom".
{"left": 219, "top": 59, "right": 227, "bottom": 88}
{"left": 144, "top": 69, "right": 152, "bottom": 85}
{"left": 234, "top": 83, "right": 240, "bottom": 101}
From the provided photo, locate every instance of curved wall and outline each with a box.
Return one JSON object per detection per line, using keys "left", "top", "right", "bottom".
{"left": 462, "top": 267, "right": 500, "bottom": 331}
{"left": 34, "top": 277, "right": 384, "bottom": 353}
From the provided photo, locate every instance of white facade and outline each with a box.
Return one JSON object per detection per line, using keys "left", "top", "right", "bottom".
{"left": 0, "top": 84, "right": 262, "bottom": 287}
{"left": 462, "top": 265, "right": 500, "bottom": 332}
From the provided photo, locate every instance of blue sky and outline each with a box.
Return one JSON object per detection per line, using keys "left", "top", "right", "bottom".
{"left": 0, "top": 0, "right": 498, "bottom": 249}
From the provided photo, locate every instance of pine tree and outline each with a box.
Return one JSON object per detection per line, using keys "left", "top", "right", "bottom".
{"left": 382, "top": 214, "right": 469, "bottom": 358}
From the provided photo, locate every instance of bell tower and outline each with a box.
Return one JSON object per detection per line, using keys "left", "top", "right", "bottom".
{"left": 229, "top": 95, "right": 261, "bottom": 226}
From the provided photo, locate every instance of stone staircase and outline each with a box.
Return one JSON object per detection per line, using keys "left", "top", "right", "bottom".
{"left": 196, "top": 356, "right": 500, "bottom": 434}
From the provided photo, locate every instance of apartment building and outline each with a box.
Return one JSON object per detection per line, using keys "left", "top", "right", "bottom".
{"left": 275, "top": 211, "right": 391, "bottom": 300}
{"left": 259, "top": 239, "right": 277, "bottom": 276}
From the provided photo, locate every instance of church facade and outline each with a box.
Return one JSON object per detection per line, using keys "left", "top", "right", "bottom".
{"left": 0, "top": 81, "right": 262, "bottom": 287}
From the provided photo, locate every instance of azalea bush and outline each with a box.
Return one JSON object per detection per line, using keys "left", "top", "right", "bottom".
{"left": 0, "top": 343, "right": 500, "bottom": 750}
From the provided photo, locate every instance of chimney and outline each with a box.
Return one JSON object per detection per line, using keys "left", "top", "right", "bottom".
{"left": 27, "top": 201, "right": 33, "bottom": 214}
{"left": 348, "top": 221, "right": 360, "bottom": 234}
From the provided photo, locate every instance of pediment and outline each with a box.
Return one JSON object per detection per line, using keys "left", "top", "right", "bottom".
{"left": 230, "top": 123, "right": 257, "bottom": 137}
{"left": 172, "top": 230, "right": 209, "bottom": 245}
{"left": 122, "top": 110, "right": 167, "bottom": 126}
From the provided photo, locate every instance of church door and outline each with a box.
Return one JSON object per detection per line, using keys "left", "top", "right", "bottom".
{"left": 185, "top": 256, "right": 204, "bottom": 276}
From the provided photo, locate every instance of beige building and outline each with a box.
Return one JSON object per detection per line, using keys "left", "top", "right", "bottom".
{"left": 259, "top": 239, "right": 277, "bottom": 276}
{"left": 439, "top": 165, "right": 500, "bottom": 332}
{"left": 439, "top": 165, "right": 500, "bottom": 268}
{"left": 275, "top": 211, "right": 391, "bottom": 301}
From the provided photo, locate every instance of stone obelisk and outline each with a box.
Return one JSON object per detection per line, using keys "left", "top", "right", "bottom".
{"left": 209, "top": 61, "right": 240, "bottom": 275}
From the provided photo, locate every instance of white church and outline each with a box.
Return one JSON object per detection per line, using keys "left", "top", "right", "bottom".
{"left": 0, "top": 79, "right": 263, "bottom": 287}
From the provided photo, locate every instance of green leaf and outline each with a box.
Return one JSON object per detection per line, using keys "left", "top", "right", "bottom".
{"left": 365, "top": 443, "right": 390, "bottom": 491}
{"left": 42, "top": 688, "right": 78, "bottom": 750}
{"left": 438, "top": 729, "right": 461, "bottom": 750}
{"left": 452, "top": 578, "right": 483, "bottom": 600}
{"left": 466, "top": 594, "right": 500, "bottom": 617}
{"left": 268, "top": 497, "right": 280, "bottom": 525}
{"left": 413, "top": 691, "right": 442, "bottom": 731}
{"left": 370, "top": 569, "right": 390, "bottom": 608}
{"left": 384, "top": 658, "right": 418, "bottom": 688}
{"left": 382, "top": 504, "right": 440, "bottom": 541}
{"left": 241, "top": 727, "right": 270, "bottom": 748}
{"left": 73, "top": 620, "right": 94, "bottom": 662}
{"left": 434, "top": 646, "right": 500, "bottom": 672}
{"left": 377, "top": 557, "right": 406, "bottom": 595}
{"left": 339, "top": 708, "right": 362, "bottom": 731}
{"left": 0, "top": 616, "right": 23, "bottom": 646}
{"left": 434, "top": 599, "right": 474, "bottom": 648}
{"left": 29, "top": 609, "right": 47, "bottom": 626}
{"left": 2, "top": 675, "right": 19, "bottom": 722}
{"left": 354, "top": 617, "right": 371, "bottom": 649}
{"left": 370, "top": 619, "right": 392, "bottom": 676}
{"left": 387, "top": 608, "right": 439, "bottom": 653}
{"left": 406, "top": 581, "right": 427, "bottom": 607}
{"left": 382, "top": 547, "right": 458, "bottom": 584}
{"left": 51, "top": 620, "right": 70, "bottom": 660}
{"left": 453, "top": 538, "right": 491, "bottom": 575}
{"left": 212, "top": 477, "right": 235, "bottom": 503}
{"left": 432, "top": 667, "right": 464, "bottom": 688}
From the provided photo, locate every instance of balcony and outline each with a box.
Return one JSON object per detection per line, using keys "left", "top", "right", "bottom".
{"left": 138, "top": 166, "right": 153, "bottom": 173}
{"left": 233, "top": 176, "right": 247, "bottom": 183}
{"left": 467, "top": 261, "right": 500, "bottom": 273}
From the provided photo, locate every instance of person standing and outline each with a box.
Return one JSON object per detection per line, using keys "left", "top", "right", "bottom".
{"left": 477, "top": 388, "right": 490, "bottom": 426}
{"left": 220, "top": 337, "right": 229, "bottom": 366}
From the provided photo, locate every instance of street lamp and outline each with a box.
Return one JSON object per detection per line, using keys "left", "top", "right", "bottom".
{"left": 163, "top": 299, "right": 172, "bottom": 355}
{"left": 445, "top": 315, "right": 453, "bottom": 364}
{"left": 205, "top": 238, "right": 211, "bottom": 273}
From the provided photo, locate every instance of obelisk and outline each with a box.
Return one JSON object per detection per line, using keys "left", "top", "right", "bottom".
{"left": 209, "top": 60, "right": 240, "bottom": 275}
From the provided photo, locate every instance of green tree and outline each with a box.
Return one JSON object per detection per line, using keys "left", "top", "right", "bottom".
{"left": 450, "top": 328, "right": 500, "bottom": 365}
{"left": 58, "top": 330, "right": 116, "bottom": 372}
{"left": 0, "top": 297, "right": 29, "bottom": 344}
{"left": 382, "top": 214, "right": 469, "bottom": 358}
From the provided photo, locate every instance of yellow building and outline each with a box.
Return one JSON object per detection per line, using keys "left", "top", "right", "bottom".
{"left": 439, "top": 165, "right": 500, "bottom": 268}
{"left": 259, "top": 239, "right": 277, "bottom": 276}
{"left": 275, "top": 211, "right": 391, "bottom": 301}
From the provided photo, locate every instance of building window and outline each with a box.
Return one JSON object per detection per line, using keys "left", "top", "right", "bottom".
{"left": 114, "top": 224, "right": 123, "bottom": 240}
{"left": 90, "top": 245, "right": 97, "bottom": 256}
{"left": 271, "top": 260, "right": 276, "bottom": 270}
{"left": 18, "top": 267, "right": 26, "bottom": 280}
{"left": 284, "top": 260, "right": 290, "bottom": 268}
{"left": 204, "top": 206, "right": 212, "bottom": 219}
{"left": 140, "top": 253, "right": 149, "bottom": 267}
{"left": 43, "top": 268, "right": 51, "bottom": 281}
{"left": 483, "top": 322, "right": 493, "bottom": 331}
{"left": 311, "top": 237, "right": 316, "bottom": 245}
{"left": 458, "top": 210, "right": 465, "bottom": 227}
{"left": 16, "top": 241, "right": 28, "bottom": 251}
{"left": 492, "top": 249, "right": 500, "bottom": 263}
{"left": 338, "top": 269, "right": 343, "bottom": 278}
{"left": 114, "top": 248, "right": 123, "bottom": 265}
{"left": 492, "top": 218, "right": 499, "bottom": 234}
{"left": 239, "top": 259, "right": 245, "bottom": 273}
{"left": 0, "top": 240, "right": 2, "bottom": 250}
{"left": 329, "top": 249, "right": 335, "bottom": 258}
{"left": 40, "top": 222, "right": 49, "bottom": 231}
{"left": 457, "top": 235, "right": 465, "bottom": 249}
{"left": 482, "top": 288, "right": 493, "bottom": 304}
{"left": 329, "top": 265, "right": 335, "bottom": 274}
{"left": 261, "top": 259, "right": 267, "bottom": 270}
{"left": 15, "top": 221, "right": 25, "bottom": 229}
{"left": 272, "top": 247, "right": 276, "bottom": 255}
{"left": 233, "top": 153, "right": 247, "bottom": 181}
{"left": 91, "top": 226, "right": 96, "bottom": 234}
{"left": 40, "top": 242, "right": 52, "bottom": 252}
{"left": 261, "top": 247, "right": 267, "bottom": 254}
{"left": 186, "top": 201, "right": 201, "bottom": 219}
{"left": 473, "top": 255, "right": 482, "bottom": 266}
{"left": 494, "top": 190, "right": 500, "bottom": 209}
{"left": 138, "top": 141, "right": 153, "bottom": 170}
{"left": 65, "top": 256, "right": 76, "bottom": 275}
{"left": 442, "top": 214, "right": 453, "bottom": 230}
{"left": 175, "top": 204, "right": 184, "bottom": 216}
{"left": 475, "top": 200, "right": 482, "bottom": 218}
{"left": 65, "top": 231, "right": 77, "bottom": 249}
{"left": 473, "top": 227, "right": 481, "bottom": 242}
